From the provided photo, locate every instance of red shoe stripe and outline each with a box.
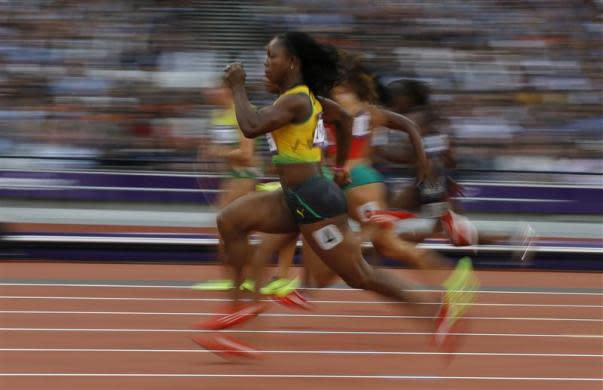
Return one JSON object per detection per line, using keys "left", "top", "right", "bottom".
{"left": 273, "top": 291, "right": 313, "bottom": 311}
{"left": 192, "top": 335, "right": 259, "bottom": 359}
{"left": 370, "top": 210, "right": 417, "bottom": 220}
{"left": 198, "top": 303, "right": 266, "bottom": 330}
{"left": 213, "top": 335, "right": 258, "bottom": 356}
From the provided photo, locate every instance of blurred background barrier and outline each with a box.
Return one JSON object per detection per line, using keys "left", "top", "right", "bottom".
{"left": 0, "top": 168, "right": 601, "bottom": 214}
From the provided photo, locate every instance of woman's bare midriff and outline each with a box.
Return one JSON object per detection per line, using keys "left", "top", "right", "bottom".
{"left": 276, "top": 162, "right": 321, "bottom": 188}
{"left": 346, "top": 157, "right": 371, "bottom": 170}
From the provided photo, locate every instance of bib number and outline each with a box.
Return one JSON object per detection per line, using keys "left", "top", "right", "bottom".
{"left": 357, "top": 201, "right": 380, "bottom": 222}
{"left": 211, "top": 125, "right": 238, "bottom": 144}
{"left": 352, "top": 113, "right": 370, "bottom": 137}
{"left": 312, "top": 114, "right": 327, "bottom": 148}
{"left": 312, "top": 224, "right": 344, "bottom": 250}
{"left": 266, "top": 133, "right": 277, "bottom": 154}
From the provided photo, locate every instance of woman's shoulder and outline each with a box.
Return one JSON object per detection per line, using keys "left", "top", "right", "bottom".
{"left": 281, "top": 84, "right": 310, "bottom": 97}
{"left": 366, "top": 104, "right": 386, "bottom": 129}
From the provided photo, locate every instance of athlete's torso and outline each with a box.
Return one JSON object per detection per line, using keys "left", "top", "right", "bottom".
{"left": 325, "top": 109, "right": 373, "bottom": 167}
{"left": 265, "top": 85, "right": 325, "bottom": 188}
{"left": 267, "top": 85, "right": 324, "bottom": 165}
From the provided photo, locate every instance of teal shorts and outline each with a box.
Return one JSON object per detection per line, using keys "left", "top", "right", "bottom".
{"left": 343, "top": 163, "right": 384, "bottom": 191}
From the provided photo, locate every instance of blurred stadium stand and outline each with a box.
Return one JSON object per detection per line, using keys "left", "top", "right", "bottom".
{"left": 0, "top": 0, "right": 600, "bottom": 178}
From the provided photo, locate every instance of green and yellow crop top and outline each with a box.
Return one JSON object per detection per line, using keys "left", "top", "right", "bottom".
{"left": 266, "top": 85, "right": 325, "bottom": 164}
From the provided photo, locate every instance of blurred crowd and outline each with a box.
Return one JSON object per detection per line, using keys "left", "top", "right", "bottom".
{"left": 0, "top": 0, "right": 601, "bottom": 177}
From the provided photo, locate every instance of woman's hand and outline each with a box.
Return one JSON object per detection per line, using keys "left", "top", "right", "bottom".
{"left": 415, "top": 158, "right": 432, "bottom": 185}
{"left": 224, "top": 62, "right": 246, "bottom": 89}
{"left": 333, "top": 166, "right": 351, "bottom": 188}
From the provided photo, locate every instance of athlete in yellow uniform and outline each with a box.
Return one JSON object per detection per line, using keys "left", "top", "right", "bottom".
{"left": 266, "top": 85, "right": 323, "bottom": 165}
{"left": 193, "top": 33, "right": 461, "bottom": 358}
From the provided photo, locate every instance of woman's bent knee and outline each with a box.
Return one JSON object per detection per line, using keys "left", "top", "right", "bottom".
{"left": 340, "top": 266, "right": 373, "bottom": 290}
{"left": 342, "top": 275, "right": 366, "bottom": 289}
{"left": 217, "top": 208, "right": 242, "bottom": 237}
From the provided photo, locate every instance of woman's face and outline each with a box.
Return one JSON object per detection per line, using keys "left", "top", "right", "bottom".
{"left": 264, "top": 37, "right": 293, "bottom": 92}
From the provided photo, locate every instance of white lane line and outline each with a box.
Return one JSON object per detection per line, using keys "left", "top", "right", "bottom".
{"left": 1, "top": 283, "right": 601, "bottom": 296}
{"left": 0, "top": 348, "right": 600, "bottom": 358}
{"left": 0, "top": 373, "right": 600, "bottom": 381}
{"left": 0, "top": 310, "right": 600, "bottom": 323}
{"left": 0, "top": 328, "right": 599, "bottom": 339}
{"left": 1, "top": 296, "right": 601, "bottom": 309}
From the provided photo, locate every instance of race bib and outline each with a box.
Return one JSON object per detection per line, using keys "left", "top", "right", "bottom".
{"left": 211, "top": 125, "right": 238, "bottom": 144}
{"left": 357, "top": 201, "right": 381, "bottom": 222}
{"left": 312, "top": 224, "right": 344, "bottom": 250}
{"left": 266, "top": 133, "right": 277, "bottom": 154}
{"left": 312, "top": 114, "right": 327, "bottom": 148}
{"left": 352, "top": 113, "right": 371, "bottom": 137}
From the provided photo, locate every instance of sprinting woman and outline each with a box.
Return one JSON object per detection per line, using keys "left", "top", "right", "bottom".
{"left": 192, "top": 32, "right": 473, "bottom": 357}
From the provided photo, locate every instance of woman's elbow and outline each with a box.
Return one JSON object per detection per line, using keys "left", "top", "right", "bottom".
{"left": 240, "top": 126, "right": 261, "bottom": 139}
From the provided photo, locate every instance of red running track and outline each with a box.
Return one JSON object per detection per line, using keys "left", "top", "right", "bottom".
{"left": 0, "top": 262, "right": 601, "bottom": 390}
